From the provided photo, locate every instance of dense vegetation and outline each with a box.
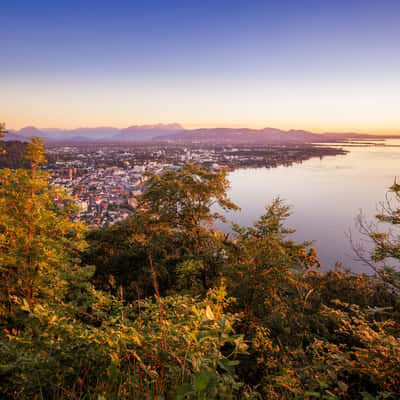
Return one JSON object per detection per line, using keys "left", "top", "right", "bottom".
{"left": 1, "top": 129, "right": 400, "bottom": 399}
{"left": 0, "top": 140, "right": 28, "bottom": 169}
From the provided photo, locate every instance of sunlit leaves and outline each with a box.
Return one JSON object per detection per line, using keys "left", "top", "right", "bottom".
{"left": 0, "top": 139, "right": 88, "bottom": 318}
{"left": 3, "top": 138, "right": 400, "bottom": 399}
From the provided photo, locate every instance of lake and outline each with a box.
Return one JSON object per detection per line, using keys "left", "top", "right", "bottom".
{"left": 222, "top": 140, "right": 400, "bottom": 273}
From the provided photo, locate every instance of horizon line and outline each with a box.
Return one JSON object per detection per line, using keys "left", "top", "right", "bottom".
{"left": 6, "top": 123, "right": 400, "bottom": 136}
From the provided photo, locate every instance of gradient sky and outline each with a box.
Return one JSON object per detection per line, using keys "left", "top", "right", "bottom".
{"left": 1, "top": 0, "right": 399, "bottom": 132}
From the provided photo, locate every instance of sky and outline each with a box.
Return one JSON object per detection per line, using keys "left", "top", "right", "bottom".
{"left": 1, "top": 0, "right": 400, "bottom": 133}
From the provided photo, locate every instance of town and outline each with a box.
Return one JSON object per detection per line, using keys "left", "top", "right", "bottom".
{"left": 46, "top": 143, "right": 346, "bottom": 227}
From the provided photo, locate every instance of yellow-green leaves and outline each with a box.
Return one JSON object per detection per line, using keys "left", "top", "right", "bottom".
{"left": 205, "top": 305, "right": 215, "bottom": 321}
{"left": 24, "top": 137, "right": 47, "bottom": 170}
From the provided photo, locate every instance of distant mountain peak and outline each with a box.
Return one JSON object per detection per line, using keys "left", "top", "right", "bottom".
{"left": 17, "top": 126, "right": 46, "bottom": 138}
{"left": 18, "top": 126, "right": 43, "bottom": 133}
{"left": 6, "top": 123, "right": 387, "bottom": 144}
{"left": 122, "top": 123, "right": 184, "bottom": 131}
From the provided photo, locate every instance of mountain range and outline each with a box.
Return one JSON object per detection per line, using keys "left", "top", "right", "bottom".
{"left": 3, "top": 124, "right": 394, "bottom": 145}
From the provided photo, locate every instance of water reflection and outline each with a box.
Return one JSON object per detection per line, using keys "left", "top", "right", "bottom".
{"left": 221, "top": 140, "right": 400, "bottom": 273}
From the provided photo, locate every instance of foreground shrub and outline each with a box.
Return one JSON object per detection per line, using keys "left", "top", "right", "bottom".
{"left": 0, "top": 284, "right": 249, "bottom": 399}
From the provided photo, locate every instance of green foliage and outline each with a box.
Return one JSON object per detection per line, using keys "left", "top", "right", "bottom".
{"left": 84, "top": 168, "right": 400, "bottom": 399}
{"left": 85, "top": 164, "right": 238, "bottom": 299}
{"left": 0, "top": 140, "right": 29, "bottom": 169}
{"left": 353, "top": 181, "right": 400, "bottom": 296}
{"left": 2, "top": 136, "right": 400, "bottom": 399}
{"left": 0, "top": 123, "right": 8, "bottom": 157}
{"left": 226, "top": 199, "right": 319, "bottom": 327}
{"left": 0, "top": 122, "right": 6, "bottom": 140}
{"left": 0, "top": 123, "right": 29, "bottom": 168}
{"left": 139, "top": 163, "right": 239, "bottom": 228}
{"left": 1, "top": 284, "right": 248, "bottom": 399}
{"left": 296, "top": 301, "right": 400, "bottom": 399}
{"left": 370, "top": 183, "right": 400, "bottom": 284}
{"left": 0, "top": 148, "right": 249, "bottom": 399}
{"left": 24, "top": 137, "right": 47, "bottom": 170}
{"left": 0, "top": 138, "right": 88, "bottom": 320}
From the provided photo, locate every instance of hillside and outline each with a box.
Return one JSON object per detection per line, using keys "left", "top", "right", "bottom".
{"left": 5, "top": 124, "right": 390, "bottom": 145}
{"left": 0, "top": 141, "right": 29, "bottom": 168}
{"left": 161, "top": 127, "right": 323, "bottom": 143}
{"left": 2, "top": 142, "right": 400, "bottom": 399}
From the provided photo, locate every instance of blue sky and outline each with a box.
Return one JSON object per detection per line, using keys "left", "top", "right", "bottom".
{"left": 1, "top": 0, "right": 399, "bottom": 132}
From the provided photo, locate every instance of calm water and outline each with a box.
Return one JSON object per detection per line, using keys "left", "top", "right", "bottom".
{"left": 222, "top": 140, "right": 400, "bottom": 273}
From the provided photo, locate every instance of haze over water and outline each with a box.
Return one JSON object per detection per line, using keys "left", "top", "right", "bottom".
{"left": 223, "top": 140, "right": 400, "bottom": 273}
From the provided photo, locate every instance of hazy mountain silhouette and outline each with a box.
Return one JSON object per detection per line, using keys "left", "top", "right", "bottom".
{"left": 160, "top": 127, "right": 323, "bottom": 143}
{"left": 15, "top": 126, "right": 47, "bottom": 139}
{"left": 113, "top": 123, "right": 184, "bottom": 141}
{"left": 3, "top": 131, "right": 28, "bottom": 142}
{"left": 4, "top": 124, "right": 391, "bottom": 144}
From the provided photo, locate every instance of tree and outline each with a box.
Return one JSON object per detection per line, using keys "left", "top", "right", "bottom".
{"left": 0, "top": 136, "right": 88, "bottom": 320}
{"left": 86, "top": 164, "right": 239, "bottom": 298}
{"left": 4, "top": 134, "right": 400, "bottom": 398}
{"left": 0, "top": 123, "right": 6, "bottom": 139}
{"left": 225, "top": 198, "right": 320, "bottom": 329}
{"left": 137, "top": 163, "right": 238, "bottom": 229}
{"left": 353, "top": 181, "right": 400, "bottom": 292}
{"left": 0, "top": 136, "right": 249, "bottom": 399}
{"left": 0, "top": 123, "right": 6, "bottom": 155}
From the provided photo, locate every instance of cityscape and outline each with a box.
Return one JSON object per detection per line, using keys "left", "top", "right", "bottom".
{"left": 46, "top": 143, "right": 346, "bottom": 226}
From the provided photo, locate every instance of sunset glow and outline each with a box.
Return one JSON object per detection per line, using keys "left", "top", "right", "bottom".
{"left": 1, "top": 0, "right": 399, "bottom": 133}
